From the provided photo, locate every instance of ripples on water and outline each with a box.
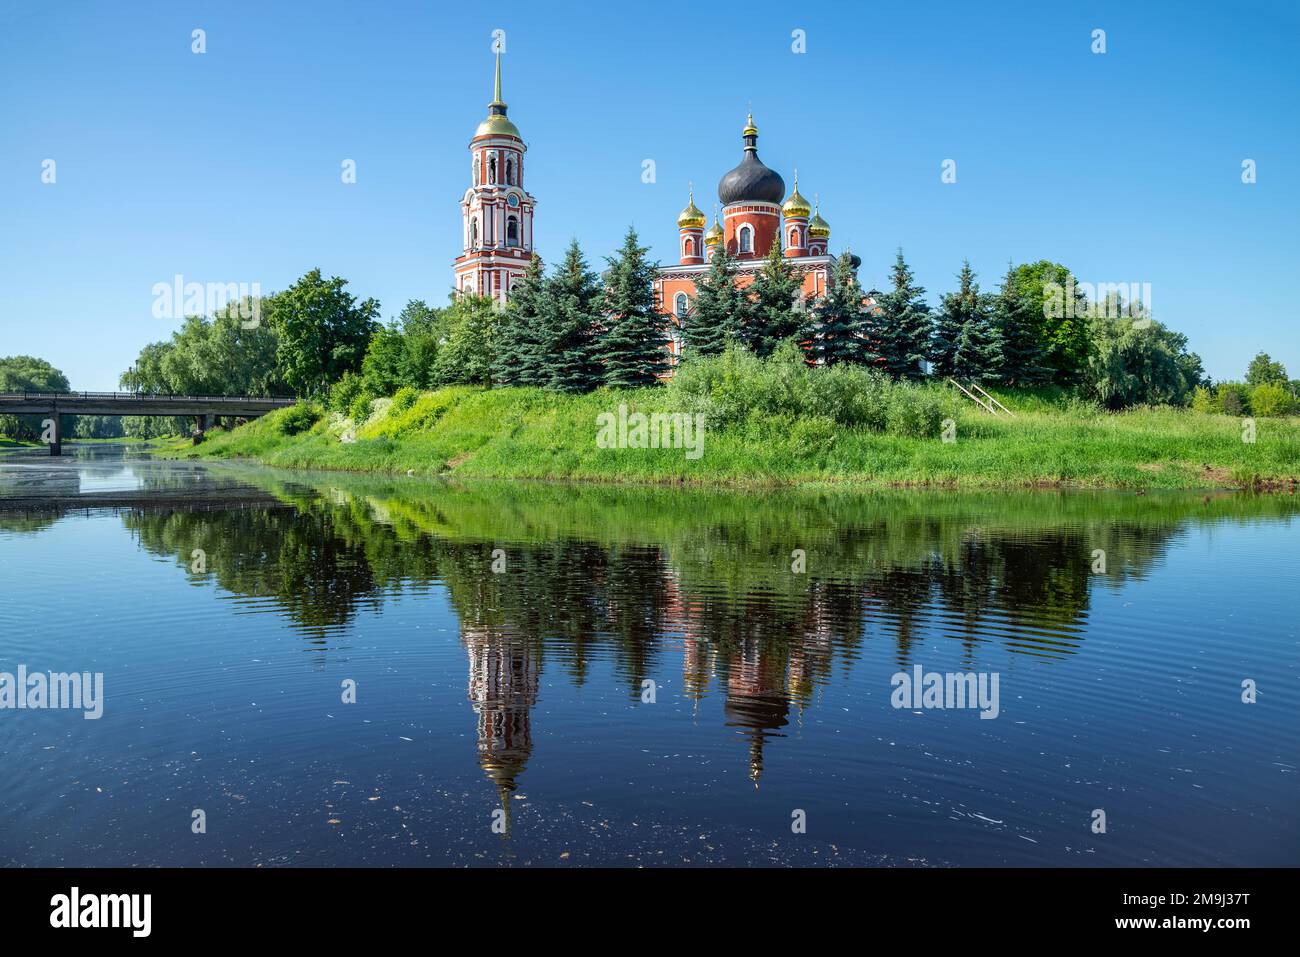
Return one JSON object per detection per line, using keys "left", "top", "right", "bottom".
{"left": 0, "top": 445, "right": 1295, "bottom": 867}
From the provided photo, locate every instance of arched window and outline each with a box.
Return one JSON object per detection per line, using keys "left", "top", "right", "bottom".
{"left": 470, "top": 219, "right": 479, "bottom": 249}
{"left": 674, "top": 293, "right": 689, "bottom": 318}
{"left": 684, "top": 237, "right": 695, "bottom": 258}
{"left": 789, "top": 228, "right": 800, "bottom": 248}
{"left": 488, "top": 154, "right": 497, "bottom": 184}
{"left": 473, "top": 154, "right": 480, "bottom": 186}
{"left": 506, "top": 215, "right": 519, "bottom": 247}
{"left": 739, "top": 225, "right": 753, "bottom": 254}
{"left": 506, "top": 156, "right": 516, "bottom": 185}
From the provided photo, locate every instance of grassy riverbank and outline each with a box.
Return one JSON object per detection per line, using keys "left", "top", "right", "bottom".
{"left": 165, "top": 382, "right": 1300, "bottom": 491}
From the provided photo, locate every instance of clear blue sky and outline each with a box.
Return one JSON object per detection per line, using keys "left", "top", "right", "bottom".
{"left": 2, "top": 0, "right": 1296, "bottom": 390}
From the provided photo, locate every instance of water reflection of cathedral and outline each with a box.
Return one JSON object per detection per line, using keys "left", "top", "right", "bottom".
{"left": 463, "top": 625, "right": 538, "bottom": 833}
{"left": 665, "top": 574, "right": 833, "bottom": 786}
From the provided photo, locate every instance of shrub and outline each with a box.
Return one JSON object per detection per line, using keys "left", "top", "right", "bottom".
{"left": 348, "top": 392, "right": 377, "bottom": 424}
{"left": 1217, "top": 381, "right": 1252, "bottom": 416}
{"left": 804, "top": 363, "right": 893, "bottom": 430}
{"left": 361, "top": 387, "right": 471, "bottom": 439}
{"left": 786, "top": 415, "right": 840, "bottom": 454}
{"left": 885, "top": 384, "right": 947, "bottom": 438}
{"left": 1190, "top": 384, "right": 1218, "bottom": 414}
{"left": 278, "top": 402, "right": 321, "bottom": 436}
{"left": 669, "top": 344, "right": 955, "bottom": 436}
{"left": 1249, "top": 382, "right": 1296, "bottom": 417}
{"left": 390, "top": 386, "right": 420, "bottom": 414}
{"left": 329, "top": 371, "right": 367, "bottom": 414}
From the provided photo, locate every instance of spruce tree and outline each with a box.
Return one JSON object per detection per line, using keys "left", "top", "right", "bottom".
{"left": 600, "top": 227, "right": 669, "bottom": 388}
{"left": 681, "top": 245, "right": 745, "bottom": 358}
{"left": 542, "top": 239, "right": 604, "bottom": 393}
{"left": 494, "top": 254, "right": 547, "bottom": 386}
{"left": 740, "top": 241, "right": 806, "bottom": 358}
{"left": 813, "top": 252, "right": 870, "bottom": 365}
{"left": 867, "top": 249, "right": 931, "bottom": 379}
{"left": 930, "top": 260, "right": 999, "bottom": 381}
{"left": 990, "top": 262, "right": 1048, "bottom": 386}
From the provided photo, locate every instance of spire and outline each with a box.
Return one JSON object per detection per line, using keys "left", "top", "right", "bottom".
{"left": 475, "top": 49, "right": 521, "bottom": 140}
{"left": 497, "top": 783, "right": 512, "bottom": 839}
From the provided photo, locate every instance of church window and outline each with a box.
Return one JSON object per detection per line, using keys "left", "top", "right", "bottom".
{"left": 506, "top": 156, "right": 516, "bottom": 185}
{"left": 739, "top": 225, "right": 753, "bottom": 253}
{"left": 674, "top": 293, "right": 689, "bottom": 318}
{"left": 506, "top": 215, "right": 519, "bottom": 247}
{"left": 488, "top": 154, "right": 497, "bottom": 183}
{"left": 470, "top": 219, "right": 479, "bottom": 249}
{"left": 684, "top": 238, "right": 695, "bottom": 258}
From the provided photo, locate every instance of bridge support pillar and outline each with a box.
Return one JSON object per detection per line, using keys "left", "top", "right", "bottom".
{"left": 192, "top": 414, "right": 211, "bottom": 445}
{"left": 48, "top": 413, "right": 61, "bottom": 456}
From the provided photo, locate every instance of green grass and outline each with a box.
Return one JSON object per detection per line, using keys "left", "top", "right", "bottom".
{"left": 163, "top": 382, "right": 1300, "bottom": 491}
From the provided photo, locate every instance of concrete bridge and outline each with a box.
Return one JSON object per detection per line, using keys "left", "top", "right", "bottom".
{"left": 0, "top": 392, "right": 297, "bottom": 454}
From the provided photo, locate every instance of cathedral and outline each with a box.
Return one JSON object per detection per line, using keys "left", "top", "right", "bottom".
{"left": 453, "top": 55, "right": 850, "bottom": 345}
{"left": 655, "top": 114, "right": 846, "bottom": 361}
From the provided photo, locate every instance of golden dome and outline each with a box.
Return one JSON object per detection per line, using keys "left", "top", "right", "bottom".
{"left": 475, "top": 113, "right": 522, "bottom": 139}
{"left": 677, "top": 185, "right": 706, "bottom": 229}
{"left": 704, "top": 211, "right": 723, "bottom": 245}
{"left": 808, "top": 196, "right": 830, "bottom": 238}
{"left": 782, "top": 170, "right": 811, "bottom": 218}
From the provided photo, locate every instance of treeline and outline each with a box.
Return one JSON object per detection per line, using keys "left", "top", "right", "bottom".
{"left": 328, "top": 231, "right": 1211, "bottom": 415}
{"left": 0, "top": 355, "right": 71, "bottom": 440}
{"left": 1191, "top": 352, "right": 1298, "bottom": 417}
{"left": 0, "top": 354, "right": 175, "bottom": 440}
{"left": 113, "top": 229, "right": 1283, "bottom": 434}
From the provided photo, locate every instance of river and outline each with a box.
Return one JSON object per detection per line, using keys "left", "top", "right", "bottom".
{"left": 0, "top": 444, "right": 1295, "bottom": 866}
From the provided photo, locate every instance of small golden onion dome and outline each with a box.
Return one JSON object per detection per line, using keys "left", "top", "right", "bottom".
{"left": 782, "top": 171, "right": 811, "bottom": 218}
{"left": 677, "top": 186, "right": 706, "bottom": 229}
{"left": 705, "top": 212, "right": 724, "bottom": 245}
{"left": 808, "top": 196, "right": 830, "bottom": 238}
{"left": 743, "top": 112, "right": 758, "bottom": 137}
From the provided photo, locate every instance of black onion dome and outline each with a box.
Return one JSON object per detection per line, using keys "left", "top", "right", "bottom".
{"left": 717, "top": 116, "right": 785, "bottom": 205}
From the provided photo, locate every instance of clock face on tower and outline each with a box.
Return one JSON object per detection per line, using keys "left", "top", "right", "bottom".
{"left": 507, "top": 194, "right": 519, "bottom": 208}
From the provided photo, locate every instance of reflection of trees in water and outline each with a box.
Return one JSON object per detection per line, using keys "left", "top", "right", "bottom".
{"left": 0, "top": 513, "right": 61, "bottom": 535}
{"left": 123, "top": 506, "right": 382, "bottom": 643}
{"left": 116, "top": 479, "right": 1297, "bottom": 791}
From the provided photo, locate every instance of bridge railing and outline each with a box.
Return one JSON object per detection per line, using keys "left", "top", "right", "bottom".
{"left": 0, "top": 391, "right": 297, "bottom": 403}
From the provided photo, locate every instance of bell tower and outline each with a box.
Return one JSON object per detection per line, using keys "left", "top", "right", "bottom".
{"left": 453, "top": 50, "right": 536, "bottom": 304}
